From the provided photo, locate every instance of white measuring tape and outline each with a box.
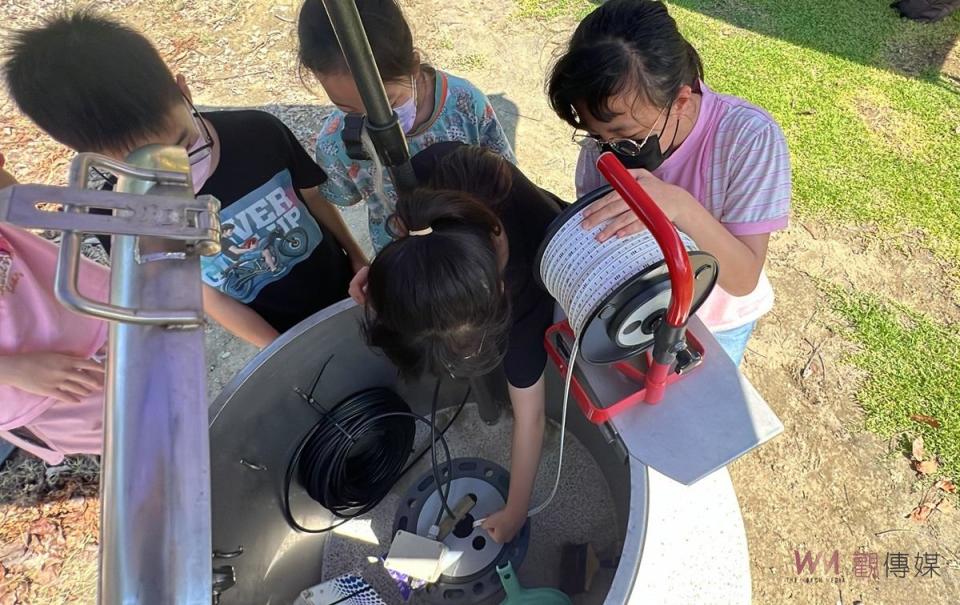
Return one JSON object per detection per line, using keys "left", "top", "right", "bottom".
{"left": 539, "top": 206, "right": 698, "bottom": 337}
{"left": 473, "top": 209, "right": 697, "bottom": 533}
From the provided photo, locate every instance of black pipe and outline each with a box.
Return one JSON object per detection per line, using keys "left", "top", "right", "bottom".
{"left": 320, "top": 0, "right": 418, "bottom": 193}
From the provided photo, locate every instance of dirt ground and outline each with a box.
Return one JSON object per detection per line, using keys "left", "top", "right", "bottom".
{"left": 1, "top": 0, "right": 959, "bottom": 603}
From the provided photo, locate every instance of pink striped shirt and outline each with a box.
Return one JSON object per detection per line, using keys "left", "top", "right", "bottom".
{"left": 576, "top": 81, "right": 791, "bottom": 331}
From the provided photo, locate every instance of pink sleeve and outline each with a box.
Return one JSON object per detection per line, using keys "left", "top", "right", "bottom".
{"left": 575, "top": 146, "right": 606, "bottom": 198}
{"left": 720, "top": 122, "right": 791, "bottom": 236}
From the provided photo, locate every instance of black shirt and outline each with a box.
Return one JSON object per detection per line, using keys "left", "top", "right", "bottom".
{"left": 411, "top": 142, "right": 563, "bottom": 388}
{"left": 98, "top": 111, "right": 351, "bottom": 332}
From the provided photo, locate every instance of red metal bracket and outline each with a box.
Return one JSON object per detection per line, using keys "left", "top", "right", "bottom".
{"left": 544, "top": 320, "right": 705, "bottom": 424}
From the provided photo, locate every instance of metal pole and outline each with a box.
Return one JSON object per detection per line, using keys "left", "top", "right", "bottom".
{"left": 321, "top": 0, "right": 418, "bottom": 192}
{"left": 97, "top": 145, "right": 212, "bottom": 604}
{"left": 320, "top": 0, "right": 505, "bottom": 414}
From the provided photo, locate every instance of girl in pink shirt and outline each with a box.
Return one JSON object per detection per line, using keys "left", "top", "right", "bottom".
{"left": 0, "top": 153, "right": 108, "bottom": 464}
{"left": 547, "top": 0, "right": 791, "bottom": 365}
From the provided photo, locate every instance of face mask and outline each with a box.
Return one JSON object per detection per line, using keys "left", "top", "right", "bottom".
{"left": 604, "top": 103, "right": 677, "bottom": 172}
{"left": 608, "top": 135, "right": 667, "bottom": 171}
{"left": 393, "top": 75, "right": 418, "bottom": 134}
{"left": 187, "top": 133, "right": 213, "bottom": 193}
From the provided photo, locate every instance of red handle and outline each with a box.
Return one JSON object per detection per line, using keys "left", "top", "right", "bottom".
{"left": 595, "top": 153, "right": 694, "bottom": 328}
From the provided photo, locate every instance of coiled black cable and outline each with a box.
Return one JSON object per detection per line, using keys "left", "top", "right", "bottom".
{"left": 297, "top": 387, "right": 416, "bottom": 515}
{"left": 283, "top": 364, "right": 466, "bottom": 534}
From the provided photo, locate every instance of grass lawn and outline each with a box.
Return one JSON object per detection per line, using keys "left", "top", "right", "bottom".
{"left": 832, "top": 289, "right": 960, "bottom": 479}
{"left": 518, "top": 0, "right": 960, "bottom": 474}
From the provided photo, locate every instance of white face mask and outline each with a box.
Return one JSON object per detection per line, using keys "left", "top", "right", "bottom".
{"left": 393, "top": 75, "right": 418, "bottom": 134}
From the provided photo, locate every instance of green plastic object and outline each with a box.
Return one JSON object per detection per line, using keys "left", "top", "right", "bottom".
{"left": 497, "top": 562, "right": 572, "bottom": 605}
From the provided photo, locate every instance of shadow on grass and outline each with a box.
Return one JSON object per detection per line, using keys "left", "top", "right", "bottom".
{"left": 522, "top": 0, "right": 959, "bottom": 89}
{"left": 670, "top": 0, "right": 958, "bottom": 83}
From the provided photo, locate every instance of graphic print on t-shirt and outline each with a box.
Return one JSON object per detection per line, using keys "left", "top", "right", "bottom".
{"left": 201, "top": 169, "right": 323, "bottom": 303}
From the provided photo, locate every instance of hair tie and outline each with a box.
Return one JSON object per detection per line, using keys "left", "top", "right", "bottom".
{"left": 408, "top": 227, "right": 433, "bottom": 236}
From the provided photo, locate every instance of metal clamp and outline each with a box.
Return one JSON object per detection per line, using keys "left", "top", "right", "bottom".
{"left": 674, "top": 345, "right": 704, "bottom": 376}
{"left": 0, "top": 150, "right": 222, "bottom": 327}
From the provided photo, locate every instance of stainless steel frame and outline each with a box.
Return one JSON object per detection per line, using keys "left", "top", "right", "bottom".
{"left": 0, "top": 147, "right": 217, "bottom": 604}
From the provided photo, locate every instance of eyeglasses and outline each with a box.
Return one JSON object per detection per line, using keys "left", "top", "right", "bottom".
{"left": 570, "top": 105, "right": 667, "bottom": 156}
{"left": 440, "top": 327, "right": 498, "bottom": 379}
{"left": 183, "top": 94, "right": 213, "bottom": 166}
{"left": 87, "top": 95, "right": 212, "bottom": 187}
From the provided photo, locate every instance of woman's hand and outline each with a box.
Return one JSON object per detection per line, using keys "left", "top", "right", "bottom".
{"left": 348, "top": 265, "right": 370, "bottom": 305}
{"left": 480, "top": 506, "right": 526, "bottom": 544}
{"left": 580, "top": 169, "right": 694, "bottom": 242}
{"left": 0, "top": 352, "right": 104, "bottom": 403}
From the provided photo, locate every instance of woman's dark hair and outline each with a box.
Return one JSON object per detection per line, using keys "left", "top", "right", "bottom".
{"left": 364, "top": 146, "right": 515, "bottom": 380}
{"left": 297, "top": 0, "right": 418, "bottom": 82}
{"left": 547, "top": 0, "right": 704, "bottom": 127}
{"left": 3, "top": 12, "right": 182, "bottom": 153}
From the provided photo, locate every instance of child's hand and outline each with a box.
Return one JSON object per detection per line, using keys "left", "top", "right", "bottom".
{"left": 581, "top": 169, "right": 694, "bottom": 242}
{"left": 348, "top": 265, "right": 370, "bottom": 305}
{"left": 0, "top": 352, "right": 105, "bottom": 403}
{"left": 480, "top": 506, "right": 526, "bottom": 544}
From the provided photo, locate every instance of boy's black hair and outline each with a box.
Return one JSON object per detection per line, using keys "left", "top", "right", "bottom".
{"left": 364, "top": 146, "right": 514, "bottom": 379}
{"left": 3, "top": 12, "right": 182, "bottom": 152}
{"left": 547, "top": 0, "right": 704, "bottom": 128}
{"left": 297, "top": 0, "right": 418, "bottom": 83}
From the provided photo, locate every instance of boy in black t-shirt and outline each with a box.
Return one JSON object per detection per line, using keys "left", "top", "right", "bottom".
{"left": 3, "top": 13, "right": 365, "bottom": 342}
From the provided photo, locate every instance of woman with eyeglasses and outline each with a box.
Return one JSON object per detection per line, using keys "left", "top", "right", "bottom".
{"left": 548, "top": 0, "right": 792, "bottom": 366}
{"left": 352, "top": 142, "right": 564, "bottom": 545}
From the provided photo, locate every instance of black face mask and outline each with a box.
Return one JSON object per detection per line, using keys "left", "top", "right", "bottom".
{"left": 602, "top": 103, "right": 677, "bottom": 172}
{"left": 606, "top": 135, "right": 667, "bottom": 171}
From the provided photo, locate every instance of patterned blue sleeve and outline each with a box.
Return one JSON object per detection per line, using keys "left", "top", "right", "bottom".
{"left": 314, "top": 114, "right": 363, "bottom": 207}
{"left": 475, "top": 91, "right": 517, "bottom": 165}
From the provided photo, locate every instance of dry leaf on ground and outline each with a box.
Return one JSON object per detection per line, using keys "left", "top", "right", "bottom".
{"left": 909, "top": 504, "right": 934, "bottom": 522}
{"left": 936, "top": 497, "right": 954, "bottom": 512}
{"left": 912, "top": 436, "right": 927, "bottom": 461}
{"left": 914, "top": 459, "right": 939, "bottom": 475}
{"left": 910, "top": 414, "right": 942, "bottom": 429}
{"left": 934, "top": 479, "right": 956, "bottom": 493}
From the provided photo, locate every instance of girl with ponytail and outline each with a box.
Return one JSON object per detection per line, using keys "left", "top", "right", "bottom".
{"left": 355, "top": 142, "right": 563, "bottom": 544}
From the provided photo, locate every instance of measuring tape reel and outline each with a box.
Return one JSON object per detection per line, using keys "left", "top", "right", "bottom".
{"left": 536, "top": 185, "right": 718, "bottom": 365}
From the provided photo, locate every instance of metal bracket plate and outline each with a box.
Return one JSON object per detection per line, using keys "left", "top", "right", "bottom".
{"left": 560, "top": 317, "right": 784, "bottom": 485}
{"left": 0, "top": 184, "right": 220, "bottom": 251}
{"left": 0, "top": 150, "right": 220, "bottom": 326}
